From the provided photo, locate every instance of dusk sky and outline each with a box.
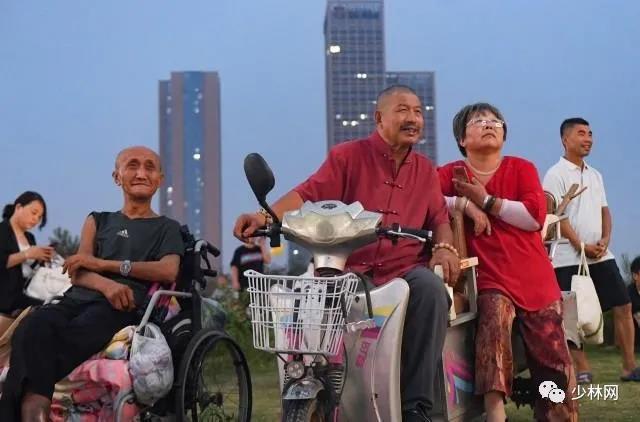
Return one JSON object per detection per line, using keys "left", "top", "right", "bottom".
{"left": 1, "top": 0, "right": 639, "bottom": 271}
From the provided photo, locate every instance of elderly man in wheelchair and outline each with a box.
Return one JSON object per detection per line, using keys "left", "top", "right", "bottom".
{"left": 0, "top": 147, "right": 251, "bottom": 421}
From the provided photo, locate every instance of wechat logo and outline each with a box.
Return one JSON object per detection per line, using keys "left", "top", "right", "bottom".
{"left": 539, "top": 380, "right": 565, "bottom": 404}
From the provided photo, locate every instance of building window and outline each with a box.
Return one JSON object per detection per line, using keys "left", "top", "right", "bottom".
{"left": 360, "top": 113, "right": 367, "bottom": 120}
{"left": 167, "top": 199, "right": 173, "bottom": 206}
{"left": 425, "top": 106, "right": 435, "bottom": 111}
{"left": 193, "top": 152, "right": 201, "bottom": 160}
{"left": 329, "top": 45, "right": 341, "bottom": 54}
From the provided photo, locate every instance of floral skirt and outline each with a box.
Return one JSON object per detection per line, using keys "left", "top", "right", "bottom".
{"left": 475, "top": 292, "right": 578, "bottom": 421}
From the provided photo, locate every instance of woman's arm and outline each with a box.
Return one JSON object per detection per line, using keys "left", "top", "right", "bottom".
{"left": 2, "top": 231, "right": 47, "bottom": 269}
{"left": 5, "top": 250, "right": 30, "bottom": 269}
{"left": 494, "top": 199, "right": 541, "bottom": 231}
{"left": 454, "top": 160, "right": 544, "bottom": 232}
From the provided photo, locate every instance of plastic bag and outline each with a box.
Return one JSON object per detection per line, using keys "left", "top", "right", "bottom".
{"left": 129, "top": 323, "right": 173, "bottom": 405}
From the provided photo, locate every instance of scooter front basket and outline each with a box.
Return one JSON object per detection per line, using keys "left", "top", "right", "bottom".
{"left": 245, "top": 270, "right": 359, "bottom": 356}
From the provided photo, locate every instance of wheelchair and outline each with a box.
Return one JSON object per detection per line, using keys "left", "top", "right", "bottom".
{"left": 0, "top": 226, "right": 252, "bottom": 421}
{"left": 124, "top": 225, "right": 253, "bottom": 422}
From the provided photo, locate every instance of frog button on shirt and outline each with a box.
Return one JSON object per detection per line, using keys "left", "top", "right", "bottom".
{"left": 294, "top": 131, "right": 448, "bottom": 285}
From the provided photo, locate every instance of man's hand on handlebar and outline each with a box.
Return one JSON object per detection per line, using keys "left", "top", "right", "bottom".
{"left": 233, "top": 213, "right": 266, "bottom": 241}
{"left": 429, "top": 248, "right": 460, "bottom": 287}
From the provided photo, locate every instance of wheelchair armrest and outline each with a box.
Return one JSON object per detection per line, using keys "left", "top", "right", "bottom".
{"left": 444, "top": 257, "right": 479, "bottom": 325}
{"left": 446, "top": 210, "right": 480, "bottom": 324}
{"left": 458, "top": 257, "right": 479, "bottom": 314}
{"left": 136, "top": 290, "right": 192, "bottom": 333}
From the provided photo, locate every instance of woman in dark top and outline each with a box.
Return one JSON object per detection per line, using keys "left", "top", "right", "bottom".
{"left": 0, "top": 191, "right": 53, "bottom": 316}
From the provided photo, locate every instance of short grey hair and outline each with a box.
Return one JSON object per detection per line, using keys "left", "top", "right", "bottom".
{"left": 452, "top": 102, "right": 507, "bottom": 157}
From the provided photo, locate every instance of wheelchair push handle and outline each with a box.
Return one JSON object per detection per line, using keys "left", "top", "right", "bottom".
{"left": 192, "top": 240, "right": 219, "bottom": 287}
{"left": 194, "top": 239, "right": 220, "bottom": 257}
{"left": 206, "top": 243, "right": 220, "bottom": 257}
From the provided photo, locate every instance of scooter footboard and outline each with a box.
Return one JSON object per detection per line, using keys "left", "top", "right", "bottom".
{"left": 340, "top": 277, "right": 410, "bottom": 422}
{"left": 432, "top": 321, "right": 484, "bottom": 421}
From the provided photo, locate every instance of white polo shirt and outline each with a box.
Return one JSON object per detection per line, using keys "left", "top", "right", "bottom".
{"left": 542, "top": 157, "right": 614, "bottom": 268}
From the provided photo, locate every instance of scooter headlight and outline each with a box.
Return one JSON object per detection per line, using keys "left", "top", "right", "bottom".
{"left": 285, "top": 361, "right": 305, "bottom": 380}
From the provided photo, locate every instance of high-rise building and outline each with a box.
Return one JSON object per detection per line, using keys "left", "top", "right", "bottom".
{"left": 324, "top": 0, "right": 386, "bottom": 149}
{"left": 159, "top": 71, "right": 222, "bottom": 265}
{"left": 324, "top": 0, "right": 438, "bottom": 163}
{"left": 385, "top": 71, "right": 437, "bottom": 161}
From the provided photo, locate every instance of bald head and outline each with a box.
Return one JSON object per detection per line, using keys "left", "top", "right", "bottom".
{"left": 376, "top": 85, "right": 420, "bottom": 111}
{"left": 115, "top": 146, "right": 162, "bottom": 171}
{"left": 112, "top": 146, "right": 164, "bottom": 201}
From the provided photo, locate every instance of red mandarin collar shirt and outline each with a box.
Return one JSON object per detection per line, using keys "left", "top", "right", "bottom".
{"left": 438, "top": 157, "right": 560, "bottom": 311}
{"left": 294, "top": 131, "right": 449, "bottom": 285}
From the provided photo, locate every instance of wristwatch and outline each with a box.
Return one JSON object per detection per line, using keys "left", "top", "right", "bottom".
{"left": 120, "top": 260, "right": 132, "bottom": 277}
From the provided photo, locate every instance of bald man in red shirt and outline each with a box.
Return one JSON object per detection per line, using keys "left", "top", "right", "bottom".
{"left": 235, "top": 86, "right": 459, "bottom": 422}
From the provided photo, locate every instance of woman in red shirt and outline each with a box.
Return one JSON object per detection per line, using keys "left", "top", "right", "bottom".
{"left": 438, "top": 103, "right": 576, "bottom": 422}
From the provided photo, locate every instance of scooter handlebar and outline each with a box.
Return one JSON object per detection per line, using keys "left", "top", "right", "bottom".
{"left": 246, "top": 225, "right": 282, "bottom": 248}
{"left": 247, "top": 225, "right": 282, "bottom": 237}
{"left": 377, "top": 225, "right": 431, "bottom": 243}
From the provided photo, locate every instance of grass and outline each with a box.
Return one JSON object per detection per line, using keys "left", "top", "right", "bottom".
{"left": 246, "top": 345, "right": 640, "bottom": 421}
{"left": 505, "top": 344, "right": 640, "bottom": 421}
{"left": 249, "top": 358, "right": 281, "bottom": 421}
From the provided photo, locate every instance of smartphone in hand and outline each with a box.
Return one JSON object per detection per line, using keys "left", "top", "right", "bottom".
{"left": 453, "top": 165, "right": 470, "bottom": 183}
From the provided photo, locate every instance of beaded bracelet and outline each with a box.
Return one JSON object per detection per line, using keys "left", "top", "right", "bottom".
{"left": 257, "top": 207, "right": 273, "bottom": 225}
{"left": 431, "top": 242, "right": 460, "bottom": 258}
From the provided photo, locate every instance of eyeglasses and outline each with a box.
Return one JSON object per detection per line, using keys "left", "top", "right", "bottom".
{"left": 466, "top": 119, "right": 505, "bottom": 128}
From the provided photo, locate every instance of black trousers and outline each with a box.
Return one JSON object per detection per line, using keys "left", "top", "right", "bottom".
{"left": 0, "top": 296, "right": 137, "bottom": 420}
{"left": 400, "top": 266, "right": 450, "bottom": 413}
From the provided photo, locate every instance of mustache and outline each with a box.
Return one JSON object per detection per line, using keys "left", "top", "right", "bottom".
{"left": 400, "top": 124, "right": 419, "bottom": 130}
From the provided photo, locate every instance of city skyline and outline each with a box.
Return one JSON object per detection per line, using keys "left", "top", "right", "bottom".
{"left": 324, "top": 0, "right": 437, "bottom": 161}
{"left": 159, "top": 71, "right": 222, "bottom": 267}
{"left": 2, "top": 1, "right": 639, "bottom": 271}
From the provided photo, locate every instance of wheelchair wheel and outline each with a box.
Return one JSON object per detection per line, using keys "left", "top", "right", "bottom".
{"left": 175, "top": 329, "right": 252, "bottom": 421}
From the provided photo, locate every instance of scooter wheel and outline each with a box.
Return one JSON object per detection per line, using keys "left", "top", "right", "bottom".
{"left": 282, "top": 398, "right": 325, "bottom": 422}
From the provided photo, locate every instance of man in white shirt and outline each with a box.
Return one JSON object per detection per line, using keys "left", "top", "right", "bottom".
{"left": 543, "top": 117, "right": 638, "bottom": 383}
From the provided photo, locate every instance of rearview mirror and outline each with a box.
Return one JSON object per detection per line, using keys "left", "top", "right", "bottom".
{"left": 244, "top": 153, "right": 275, "bottom": 204}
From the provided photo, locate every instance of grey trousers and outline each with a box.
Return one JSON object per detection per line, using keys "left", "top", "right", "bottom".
{"left": 400, "top": 266, "right": 450, "bottom": 412}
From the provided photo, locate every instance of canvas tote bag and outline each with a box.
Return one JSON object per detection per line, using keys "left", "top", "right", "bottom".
{"left": 571, "top": 243, "right": 604, "bottom": 344}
